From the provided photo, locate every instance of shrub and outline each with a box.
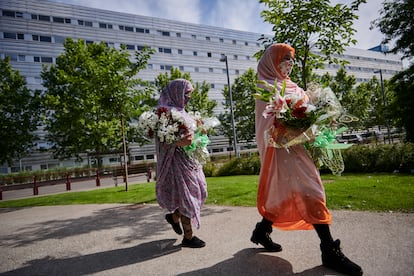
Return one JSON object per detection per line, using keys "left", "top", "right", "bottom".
{"left": 215, "top": 155, "right": 261, "bottom": 176}
{"left": 342, "top": 143, "right": 414, "bottom": 173}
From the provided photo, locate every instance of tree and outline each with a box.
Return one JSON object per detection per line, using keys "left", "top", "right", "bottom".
{"left": 258, "top": 0, "right": 366, "bottom": 90}
{"left": 320, "top": 67, "right": 369, "bottom": 130}
{"left": 0, "top": 57, "right": 42, "bottom": 166}
{"left": 371, "top": 0, "right": 413, "bottom": 60}
{"left": 41, "top": 39, "right": 154, "bottom": 168}
{"left": 154, "top": 67, "right": 217, "bottom": 116}
{"left": 371, "top": 0, "right": 414, "bottom": 142}
{"left": 220, "top": 68, "right": 257, "bottom": 145}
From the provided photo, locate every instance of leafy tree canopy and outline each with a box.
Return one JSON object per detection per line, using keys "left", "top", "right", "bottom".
{"left": 220, "top": 68, "right": 257, "bottom": 144}
{"left": 0, "top": 57, "right": 42, "bottom": 166}
{"left": 41, "top": 39, "right": 154, "bottom": 164}
{"left": 257, "top": 0, "right": 366, "bottom": 90}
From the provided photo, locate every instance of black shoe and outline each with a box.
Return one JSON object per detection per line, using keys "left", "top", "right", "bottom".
{"left": 165, "top": 214, "right": 183, "bottom": 235}
{"left": 250, "top": 222, "right": 282, "bottom": 252}
{"left": 181, "top": 236, "right": 206, "bottom": 248}
{"left": 321, "top": 239, "right": 363, "bottom": 276}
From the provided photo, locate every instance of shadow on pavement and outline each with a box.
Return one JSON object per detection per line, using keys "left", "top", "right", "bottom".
{"left": 0, "top": 204, "right": 233, "bottom": 247}
{"left": 178, "top": 248, "right": 338, "bottom": 276}
{"left": 1, "top": 239, "right": 180, "bottom": 276}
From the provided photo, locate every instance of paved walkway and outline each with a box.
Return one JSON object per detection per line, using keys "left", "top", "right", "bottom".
{"left": 1, "top": 204, "right": 413, "bottom": 275}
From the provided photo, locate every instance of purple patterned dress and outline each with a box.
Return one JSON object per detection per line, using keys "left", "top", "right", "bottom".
{"left": 155, "top": 79, "right": 207, "bottom": 228}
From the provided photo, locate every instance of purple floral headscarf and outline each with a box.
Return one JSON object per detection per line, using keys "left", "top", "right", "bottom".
{"left": 157, "top": 79, "right": 194, "bottom": 111}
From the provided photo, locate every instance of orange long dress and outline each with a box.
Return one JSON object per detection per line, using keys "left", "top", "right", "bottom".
{"left": 255, "top": 96, "right": 332, "bottom": 231}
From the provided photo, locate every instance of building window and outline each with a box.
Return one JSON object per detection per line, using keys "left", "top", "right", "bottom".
{"left": 2, "top": 10, "right": 15, "bottom": 17}
{"left": 193, "top": 51, "right": 197, "bottom": 56}
{"left": 119, "top": 25, "right": 124, "bottom": 30}
{"left": 99, "top": 23, "right": 107, "bottom": 28}
{"left": 176, "top": 33, "right": 181, "bottom": 37}
{"left": 160, "top": 65, "right": 173, "bottom": 71}
{"left": 53, "top": 16, "right": 64, "bottom": 23}
{"left": 126, "top": 44, "right": 135, "bottom": 50}
{"left": 179, "top": 66, "right": 184, "bottom": 71}
{"left": 17, "top": 33, "right": 24, "bottom": 40}
{"left": 18, "top": 55, "right": 26, "bottom": 61}
{"left": 192, "top": 34, "right": 196, "bottom": 39}
{"left": 206, "top": 36, "right": 210, "bottom": 40}
{"left": 246, "top": 56, "right": 250, "bottom": 60}
{"left": 207, "top": 52, "right": 212, "bottom": 57}
{"left": 32, "top": 35, "right": 39, "bottom": 41}
{"left": 219, "top": 38, "right": 224, "bottom": 43}
{"left": 31, "top": 14, "right": 38, "bottom": 20}
{"left": 245, "top": 42, "right": 248, "bottom": 46}
{"left": 235, "top": 70, "right": 240, "bottom": 75}
{"left": 195, "top": 67, "right": 199, "bottom": 72}
{"left": 209, "top": 68, "right": 213, "bottom": 72}
{"left": 158, "top": 30, "right": 170, "bottom": 36}
{"left": 147, "top": 64, "right": 153, "bottom": 69}
{"left": 125, "top": 26, "right": 134, "bottom": 32}
{"left": 41, "top": 57, "right": 53, "bottom": 63}
{"left": 159, "top": 48, "right": 172, "bottom": 54}
{"left": 34, "top": 56, "right": 40, "bottom": 62}
{"left": 136, "top": 28, "right": 149, "bottom": 33}
{"left": 38, "top": 15, "right": 50, "bottom": 21}
{"left": 233, "top": 55, "right": 238, "bottom": 60}
{"left": 4, "top": 32, "right": 17, "bottom": 39}
{"left": 78, "top": 20, "right": 84, "bottom": 25}
{"left": 40, "top": 35, "right": 52, "bottom": 42}
{"left": 65, "top": 18, "right": 71, "bottom": 24}
{"left": 178, "top": 49, "right": 183, "bottom": 54}
{"left": 55, "top": 36, "right": 65, "bottom": 43}
{"left": 211, "top": 84, "right": 215, "bottom": 88}
{"left": 232, "top": 40, "right": 236, "bottom": 45}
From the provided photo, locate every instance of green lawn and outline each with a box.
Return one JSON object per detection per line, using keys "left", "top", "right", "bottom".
{"left": 1, "top": 173, "right": 413, "bottom": 212}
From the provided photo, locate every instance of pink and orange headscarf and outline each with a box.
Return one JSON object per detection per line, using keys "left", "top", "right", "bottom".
{"left": 257, "top": 43, "right": 295, "bottom": 82}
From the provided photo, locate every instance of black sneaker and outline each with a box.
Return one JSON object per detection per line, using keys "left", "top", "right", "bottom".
{"left": 165, "top": 214, "right": 183, "bottom": 235}
{"left": 250, "top": 222, "right": 282, "bottom": 252}
{"left": 321, "top": 239, "right": 363, "bottom": 276}
{"left": 181, "top": 236, "right": 206, "bottom": 248}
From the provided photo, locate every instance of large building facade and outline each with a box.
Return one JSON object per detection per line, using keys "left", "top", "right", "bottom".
{"left": 0, "top": 0, "right": 404, "bottom": 172}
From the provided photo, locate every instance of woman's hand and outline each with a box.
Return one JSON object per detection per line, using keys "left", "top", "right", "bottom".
{"left": 176, "top": 133, "right": 193, "bottom": 147}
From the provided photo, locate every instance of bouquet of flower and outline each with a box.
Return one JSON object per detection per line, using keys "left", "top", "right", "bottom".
{"left": 138, "top": 107, "right": 195, "bottom": 144}
{"left": 255, "top": 80, "right": 353, "bottom": 175}
{"left": 138, "top": 108, "right": 220, "bottom": 164}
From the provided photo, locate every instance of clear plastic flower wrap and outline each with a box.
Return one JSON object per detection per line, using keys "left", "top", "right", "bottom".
{"left": 255, "top": 80, "right": 355, "bottom": 175}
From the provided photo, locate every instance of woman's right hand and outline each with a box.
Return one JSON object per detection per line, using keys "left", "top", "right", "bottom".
{"left": 176, "top": 133, "right": 193, "bottom": 147}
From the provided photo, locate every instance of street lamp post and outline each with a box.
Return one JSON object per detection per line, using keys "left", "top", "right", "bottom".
{"left": 220, "top": 55, "right": 239, "bottom": 158}
{"left": 374, "top": 69, "right": 391, "bottom": 143}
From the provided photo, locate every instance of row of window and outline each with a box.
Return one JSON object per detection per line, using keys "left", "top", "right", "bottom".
{"left": 326, "top": 63, "right": 399, "bottom": 75}
{"left": 1, "top": 52, "right": 243, "bottom": 84}
{"left": 1, "top": 9, "right": 260, "bottom": 47}
{"left": 2, "top": 32, "right": 251, "bottom": 61}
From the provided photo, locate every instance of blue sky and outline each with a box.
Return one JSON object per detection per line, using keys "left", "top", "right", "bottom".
{"left": 48, "top": 0, "right": 385, "bottom": 50}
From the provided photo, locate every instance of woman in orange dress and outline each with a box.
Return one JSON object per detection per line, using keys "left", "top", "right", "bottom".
{"left": 250, "top": 43, "right": 362, "bottom": 276}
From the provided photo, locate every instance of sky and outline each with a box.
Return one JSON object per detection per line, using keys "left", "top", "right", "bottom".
{"left": 48, "top": 0, "right": 386, "bottom": 50}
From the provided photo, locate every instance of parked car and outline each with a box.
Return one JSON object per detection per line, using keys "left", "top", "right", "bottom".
{"left": 336, "top": 134, "right": 363, "bottom": 144}
{"left": 361, "top": 131, "right": 381, "bottom": 144}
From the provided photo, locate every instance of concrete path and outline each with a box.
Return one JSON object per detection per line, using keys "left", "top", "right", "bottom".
{"left": 1, "top": 204, "right": 413, "bottom": 275}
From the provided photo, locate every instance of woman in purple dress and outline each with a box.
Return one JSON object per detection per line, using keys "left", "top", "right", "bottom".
{"left": 155, "top": 79, "right": 207, "bottom": 248}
